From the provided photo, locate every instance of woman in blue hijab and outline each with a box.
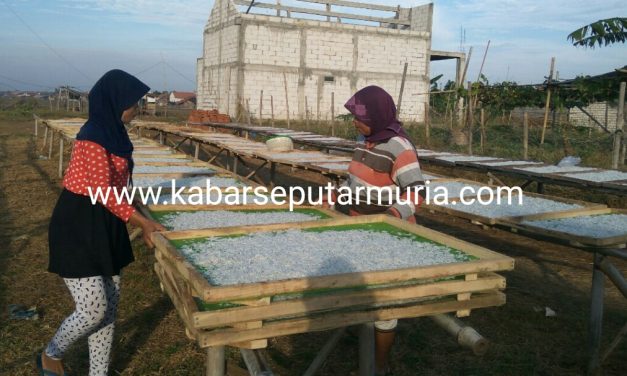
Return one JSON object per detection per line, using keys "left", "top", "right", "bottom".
{"left": 40, "top": 70, "right": 165, "bottom": 376}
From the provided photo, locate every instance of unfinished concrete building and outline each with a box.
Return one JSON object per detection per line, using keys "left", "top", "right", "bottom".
{"left": 196, "top": 0, "right": 464, "bottom": 123}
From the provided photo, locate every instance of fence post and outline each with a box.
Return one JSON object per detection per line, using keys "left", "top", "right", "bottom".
{"left": 480, "top": 108, "right": 486, "bottom": 153}
{"left": 258, "top": 90, "right": 263, "bottom": 126}
{"left": 425, "top": 101, "right": 430, "bottom": 146}
{"left": 246, "top": 99, "right": 252, "bottom": 126}
{"left": 331, "top": 92, "right": 335, "bottom": 137}
{"left": 523, "top": 111, "right": 529, "bottom": 160}
{"left": 305, "top": 96, "right": 310, "bottom": 128}
{"left": 541, "top": 57, "right": 556, "bottom": 145}
{"left": 467, "top": 81, "right": 473, "bottom": 155}
{"left": 612, "top": 82, "right": 625, "bottom": 169}
{"left": 270, "top": 95, "right": 275, "bottom": 127}
{"left": 283, "top": 72, "right": 290, "bottom": 129}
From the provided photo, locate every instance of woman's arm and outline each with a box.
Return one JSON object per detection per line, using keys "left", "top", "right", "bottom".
{"left": 388, "top": 145, "right": 425, "bottom": 219}
{"left": 128, "top": 211, "right": 166, "bottom": 248}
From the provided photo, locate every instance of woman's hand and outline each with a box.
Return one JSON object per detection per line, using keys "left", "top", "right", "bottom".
{"left": 129, "top": 211, "right": 167, "bottom": 249}
{"left": 141, "top": 219, "right": 167, "bottom": 249}
{"left": 385, "top": 207, "right": 402, "bottom": 219}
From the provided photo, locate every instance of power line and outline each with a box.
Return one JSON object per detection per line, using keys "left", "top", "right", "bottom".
{"left": 134, "top": 61, "right": 164, "bottom": 76}
{"left": 0, "top": 73, "right": 56, "bottom": 90}
{"left": 2, "top": 0, "right": 92, "bottom": 83}
{"left": 162, "top": 60, "right": 195, "bottom": 85}
{"left": 0, "top": 81, "right": 18, "bottom": 91}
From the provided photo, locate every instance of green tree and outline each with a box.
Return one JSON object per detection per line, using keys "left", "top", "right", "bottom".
{"left": 568, "top": 18, "right": 627, "bottom": 48}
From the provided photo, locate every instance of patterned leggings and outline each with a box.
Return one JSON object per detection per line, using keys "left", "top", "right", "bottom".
{"left": 45, "top": 276, "right": 120, "bottom": 376}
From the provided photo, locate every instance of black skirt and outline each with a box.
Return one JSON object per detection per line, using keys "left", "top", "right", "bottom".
{"left": 48, "top": 189, "right": 134, "bottom": 278}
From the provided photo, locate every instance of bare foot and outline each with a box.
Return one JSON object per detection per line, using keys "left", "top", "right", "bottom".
{"left": 41, "top": 352, "right": 65, "bottom": 375}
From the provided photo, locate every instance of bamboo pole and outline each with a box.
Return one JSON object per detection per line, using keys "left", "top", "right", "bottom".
{"left": 467, "top": 81, "right": 473, "bottom": 155}
{"left": 358, "top": 323, "right": 375, "bottom": 376}
{"left": 305, "top": 96, "right": 310, "bottom": 127}
{"left": 523, "top": 111, "right": 529, "bottom": 160}
{"left": 48, "top": 131, "right": 54, "bottom": 159}
{"left": 476, "top": 40, "right": 490, "bottom": 83}
{"left": 283, "top": 72, "right": 290, "bottom": 129}
{"left": 460, "top": 47, "right": 473, "bottom": 87}
{"left": 58, "top": 137, "right": 64, "bottom": 178}
{"left": 270, "top": 95, "right": 275, "bottom": 127}
{"left": 454, "top": 47, "right": 471, "bottom": 129}
{"left": 258, "top": 90, "right": 263, "bottom": 127}
{"left": 540, "top": 57, "right": 555, "bottom": 145}
{"left": 206, "top": 346, "right": 225, "bottom": 376}
{"left": 226, "top": 66, "right": 232, "bottom": 116}
{"left": 480, "top": 108, "right": 486, "bottom": 152}
{"left": 425, "top": 101, "right": 430, "bottom": 146}
{"left": 42, "top": 126, "right": 48, "bottom": 153}
{"left": 444, "top": 94, "right": 453, "bottom": 129}
{"left": 245, "top": 99, "right": 252, "bottom": 126}
{"left": 472, "top": 40, "right": 490, "bottom": 110}
{"left": 302, "top": 328, "right": 346, "bottom": 376}
{"left": 611, "top": 82, "right": 625, "bottom": 169}
{"left": 331, "top": 92, "right": 335, "bottom": 137}
{"left": 397, "top": 62, "right": 409, "bottom": 115}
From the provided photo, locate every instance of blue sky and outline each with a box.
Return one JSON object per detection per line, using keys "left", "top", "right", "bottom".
{"left": 0, "top": 0, "right": 625, "bottom": 92}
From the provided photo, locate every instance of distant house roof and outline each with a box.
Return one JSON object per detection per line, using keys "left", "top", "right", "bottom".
{"left": 170, "top": 91, "right": 196, "bottom": 101}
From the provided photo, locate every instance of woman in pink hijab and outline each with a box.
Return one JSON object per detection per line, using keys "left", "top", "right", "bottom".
{"left": 342, "top": 85, "right": 427, "bottom": 374}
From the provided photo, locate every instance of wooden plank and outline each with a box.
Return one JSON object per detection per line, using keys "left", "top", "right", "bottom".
{"left": 134, "top": 153, "right": 190, "bottom": 159}
{"left": 152, "top": 233, "right": 215, "bottom": 299}
{"left": 154, "top": 262, "right": 199, "bottom": 340}
{"left": 158, "top": 245, "right": 270, "bottom": 349}
{"left": 231, "top": 322, "right": 268, "bottom": 349}
{"left": 156, "top": 215, "right": 513, "bottom": 302}
{"left": 147, "top": 204, "right": 340, "bottom": 219}
{"left": 503, "top": 208, "right": 627, "bottom": 247}
{"left": 163, "top": 214, "right": 513, "bottom": 263}
{"left": 135, "top": 160, "right": 197, "bottom": 166}
{"left": 456, "top": 273, "right": 477, "bottom": 317}
{"left": 304, "top": 0, "right": 400, "bottom": 12}
{"left": 234, "top": 0, "right": 411, "bottom": 26}
{"left": 133, "top": 172, "right": 217, "bottom": 179}
{"left": 198, "top": 292, "right": 505, "bottom": 347}
{"left": 426, "top": 190, "right": 607, "bottom": 226}
{"left": 156, "top": 253, "right": 202, "bottom": 323}
{"left": 192, "top": 273, "right": 505, "bottom": 329}
{"left": 231, "top": 297, "right": 269, "bottom": 349}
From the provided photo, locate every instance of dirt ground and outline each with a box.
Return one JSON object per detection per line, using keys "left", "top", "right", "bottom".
{"left": 1, "top": 119, "right": 626, "bottom": 375}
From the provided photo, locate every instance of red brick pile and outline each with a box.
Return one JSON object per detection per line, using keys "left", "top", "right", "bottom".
{"left": 188, "top": 109, "right": 231, "bottom": 123}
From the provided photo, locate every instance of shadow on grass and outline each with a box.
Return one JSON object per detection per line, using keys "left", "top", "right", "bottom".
{"left": 109, "top": 296, "right": 173, "bottom": 373}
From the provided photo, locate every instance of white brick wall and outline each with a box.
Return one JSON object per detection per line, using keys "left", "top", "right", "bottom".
{"left": 305, "top": 30, "right": 353, "bottom": 70}
{"left": 198, "top": 0, "right": 433, "bottom": 122}
{"left": 569, "top": 102, "right": 625, "bottom": 132}
{"left": 244, "top": 25, "right": 301, "bottom": 67}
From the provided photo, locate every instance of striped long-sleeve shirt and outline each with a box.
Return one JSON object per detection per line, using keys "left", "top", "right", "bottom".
{"left": 337, "top": 136, "right": 425, "bottom": 220}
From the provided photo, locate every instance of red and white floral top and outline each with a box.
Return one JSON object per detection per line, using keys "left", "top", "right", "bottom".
{"left": 63, "top": 140, "right": 136, "bottom": 222}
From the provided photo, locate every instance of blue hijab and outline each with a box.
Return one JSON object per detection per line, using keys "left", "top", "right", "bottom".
{"left": 76, "top": 69, "right": 149, "bottom": 179}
